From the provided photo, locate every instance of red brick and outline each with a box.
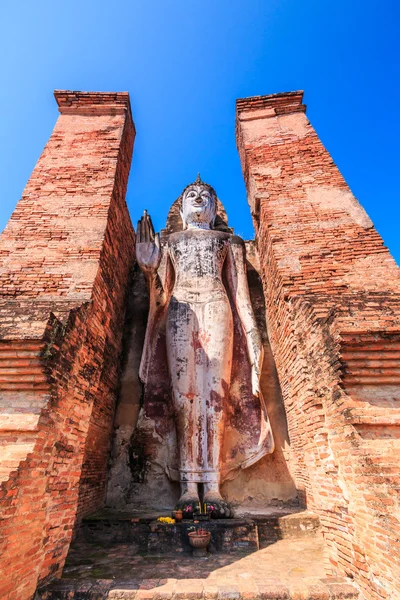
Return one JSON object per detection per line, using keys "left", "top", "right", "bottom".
{"left": 236, "top": 90, "right": 400, "bottom": 600}
{"left": 0, "top": 90, "right": 135, "bottom": 599}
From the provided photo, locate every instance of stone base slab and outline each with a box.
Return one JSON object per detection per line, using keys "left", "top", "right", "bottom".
{"left": 79, "top": 509, "right": 319, "bottom": 554}
{"left": 36, "top": 533, "right": 359, "bottom": 599}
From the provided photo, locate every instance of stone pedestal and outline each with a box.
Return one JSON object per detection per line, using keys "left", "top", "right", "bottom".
{"left": 79, "top": 508, "right": 319, "bottom": 555}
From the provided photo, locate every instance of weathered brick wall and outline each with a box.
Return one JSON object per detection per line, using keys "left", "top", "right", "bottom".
{"left": 236, "top": 91, "right": 400, "bottom": 599}
{"left": 0, "top": 91, "right": 135, "bottom": 600}
{"left": 76, "top": 176, "right": 136, "bottom": 520}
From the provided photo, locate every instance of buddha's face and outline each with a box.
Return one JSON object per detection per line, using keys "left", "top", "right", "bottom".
{"left": 181, "top": 184, "right": 216, "bottom": 229}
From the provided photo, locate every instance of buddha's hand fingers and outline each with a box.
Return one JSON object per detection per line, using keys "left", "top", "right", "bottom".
{"left": 136, "top": 211, "right": 161, "bottom": 274}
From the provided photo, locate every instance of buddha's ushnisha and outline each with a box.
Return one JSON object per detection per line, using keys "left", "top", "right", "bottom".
{"left": 136, "top": 175, "right": 265, "bottom": 514}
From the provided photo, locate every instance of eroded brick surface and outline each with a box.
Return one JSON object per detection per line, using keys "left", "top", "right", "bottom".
{"left": 0, "top": 91, "right": 135, "bottom": 600}
{"left": 236, "top": 91, "right": 400, "bottom": 600}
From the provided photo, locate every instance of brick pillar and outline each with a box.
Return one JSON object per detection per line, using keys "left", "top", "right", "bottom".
{"left": 0, "top": 91, "right": 135, "bottom": 599}
{"left": 236, "top": 91, "right": 400, "bottom": 598}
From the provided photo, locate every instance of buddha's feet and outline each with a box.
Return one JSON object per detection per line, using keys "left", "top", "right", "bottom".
{"left": 204, "top": 490, "right": 232, "bottom": 519}
{"left": 175, "top": 491, "right": 200, "bottom": 518}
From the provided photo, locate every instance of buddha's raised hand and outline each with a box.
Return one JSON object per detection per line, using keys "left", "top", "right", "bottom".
{"left": 136, "top": 211, "right": 161, "bottom": 276}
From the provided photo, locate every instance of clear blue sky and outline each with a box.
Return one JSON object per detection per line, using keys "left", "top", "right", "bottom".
{"left": 1, "top": 0, "right": 399, "bottom": 261}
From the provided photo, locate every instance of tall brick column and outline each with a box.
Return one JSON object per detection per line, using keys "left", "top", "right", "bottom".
{"left": 0, "top": 91, "right": 135, "bottom": 599}
{"left": 237, "top": 91, "right": 400, "bottom": 599}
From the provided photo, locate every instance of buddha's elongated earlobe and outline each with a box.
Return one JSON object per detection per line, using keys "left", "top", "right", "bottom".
{"left": 180, "top": 207, "right": 187, "bottom": 230}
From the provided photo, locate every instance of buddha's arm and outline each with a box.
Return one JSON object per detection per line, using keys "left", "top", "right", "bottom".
{"left": 136, "top": 211, "right": 172, "bottom": 308}
{"left": 136, "top": 212, "right": 174, "bottom": 383}
{"left": 225, "top": 236, "right": 263, "bottom": 396}
{"left": 145, "top": 256, "right": 173, "bottom": 310}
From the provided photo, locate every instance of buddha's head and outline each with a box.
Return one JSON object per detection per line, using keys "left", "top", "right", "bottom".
{"left": 180, "top": 174, "right": 217, "bottom": 230}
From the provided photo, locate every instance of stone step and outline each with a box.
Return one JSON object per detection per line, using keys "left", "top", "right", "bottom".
{"left": 37, "top": 576, "right": 359, "bottom": 599}
{"left": 79, "top": 509, "right": 319, "bottom": 554}
{"left": 37, "top": 532, "right": 359, "bottom": 599}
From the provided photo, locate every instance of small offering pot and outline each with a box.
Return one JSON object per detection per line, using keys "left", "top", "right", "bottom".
{"left": 172, "top": 509, "right": 183, "bottom": 522}
{"left": 188, "top": 529, "right": 211, "bottom": 557}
